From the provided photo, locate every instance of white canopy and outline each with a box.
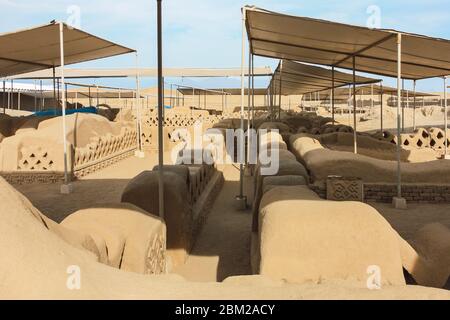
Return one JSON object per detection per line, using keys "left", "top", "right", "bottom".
{"left": 0, "top": 22, "right": 135, "bottom": 77}
{"left": 270, "top": 60, "right": 380, "bottom": 95}
{"left": 9, "top": 67, "right": 273, "bottom": 79}
{"left": 245, "top": 6, "right": 450, "bottom": 80}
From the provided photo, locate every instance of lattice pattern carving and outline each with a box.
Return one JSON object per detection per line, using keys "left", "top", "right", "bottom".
{"left": 18, "top": 146, "right": 55, "bottom": 171}
{"left": 327, "top": 176, "right": 364, "bottom": 202}
{"left": 74, "top": 127, "right": 137, "bottom": 169}
{"left": 145, "top": 232, "right": 166, "bottom": 275}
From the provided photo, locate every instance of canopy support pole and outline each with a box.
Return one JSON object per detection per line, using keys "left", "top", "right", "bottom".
{"left": 236, "top": 7, "right": 247, "bottom": 209}
{"left": 59, "top": 22, "right": 72, "bottom": 194}
{"left": 402, "top": 79, "right": 405, "bottom": 132}
{"left": 278, "top": 60, "right": 283, "bottom": 120}
{"left": 251, "top": 53, "right": 255, "bottom": 130}
{"left": 157, "top": 0, "right": 165, "bottom": 218}
{"left": 96, "top": 85, "right": 99, "bottom": 107}
{"left": 380, "top": 82, "right": 384, "bottom": 133}
{"left": 413, "top": 80, "right": 417, "bottom": 131}
{"left": 444, "top": 76, "right": 448, "bottom": 159}
{"left": 247, "top": 47, "right": 252, "bottom": 167}
{"left": 393, "top": 33, "right": 406, "bottom": 208}
{"left": 331, "top": 66, "right": 335, "bottom": 124}
{"left": 34, "top": 80, "right": 37, "bottom": 112}
{"left": 352, "top": 56, "right": 357, "bottom": 154}
{"left": 2, "top": 80, "right": 5, "bottom": 114}
{"left": 135, "top": 52, "right": 144, "bottom": 157}
{"left": 40, "top": 80, "right": 43, "bottom": 110}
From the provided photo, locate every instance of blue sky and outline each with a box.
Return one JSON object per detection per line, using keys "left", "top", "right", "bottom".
{"left": 1, "top": 0, "right": 449, "bottom": 92}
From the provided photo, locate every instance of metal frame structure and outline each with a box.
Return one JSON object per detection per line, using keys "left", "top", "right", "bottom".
{"left": 241, "top": 5, "right": 450, "bottom": 207}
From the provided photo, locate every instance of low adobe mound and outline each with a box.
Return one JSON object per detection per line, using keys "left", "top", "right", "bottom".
{"left": 290, "top": 134, "right": 450, "bottom": 184}
{"left": 257, "top": 185, "right": 406, "bottom": 285}
{"left": 121, "top": 170, "right": 193, "bottom": 267}
{"left": 0, "top": 177, "right": 449, "bottom": 299}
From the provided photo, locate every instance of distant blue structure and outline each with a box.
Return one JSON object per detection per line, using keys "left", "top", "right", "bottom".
{"left": 34, "top": 107, "right": 98, "bottom": 117}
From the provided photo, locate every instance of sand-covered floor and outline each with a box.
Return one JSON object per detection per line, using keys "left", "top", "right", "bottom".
{"left": 173, "top": 164, "right": 253, "bottom": 282}
{"left": 12, "top": 153, "right": 450, "bottom": 288}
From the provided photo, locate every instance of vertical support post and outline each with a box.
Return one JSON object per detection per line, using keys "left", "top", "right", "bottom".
{"left": 88, "top": 86, "right": 92, "bottom": 107}
{"left": 34, "top": 80, "right": 37, "bottom": 112}
{"left": 2, "top": 80, "right": 5, "bottom": 114}
{"left": 380, "top": 82, "right": 384, "bottom": 133}
{"left": 53, "top": 67, "right": 56, "bottom": 106}
{"left": 251, "top": 53, "right": 255, "bottom": 130}
{"left": 237, "top": 6, "right": 247, "bottom": 206}
{"left": 135, "top": 52, "right": 143, "bottom": 155}
{"left": 413, "top": 80, "right": 417, "bottom": 132}
{"left": 394, "top": 33, "right": 405, "bottom": 207}
{"left": 40, "top": 80, "right": 43, "bottom": 110}
{"left": 96, "top": 85, "right": 99, "bottom": 107}
{"left": 18, "top": 91, "right": 21, "bottom": 110}
{"left": 352, "top": 56, "right": 357, "bottom": 154}
{"left": 59, "top": 22, "right": 71, "bottom": 193}
{"left": 402, "top": 79, "right": 405, "bottom": 132}
{"left": 278, "top": 60, "right": 283, "bottom": 120}
{"left": 331, "top": 66, "right": 335, "bottom": 124}
{"left": 157, "top": 0, "right": 165, "bottom": 218}
{"left": 247, "top": 48, "right": 252, "bottom": 166}
{"left": 444, "top": 76, "right": 448, "bottom": 159}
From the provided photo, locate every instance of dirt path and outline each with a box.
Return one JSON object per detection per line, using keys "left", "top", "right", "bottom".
{"left": 14, "top": 152, "right": 162, "bottom": 222}
{"left": 172, "top": 164, "right": 253, "bottom": 282}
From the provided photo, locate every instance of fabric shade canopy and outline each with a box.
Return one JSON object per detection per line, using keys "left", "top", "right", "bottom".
{"left": 269, "top": 60, "right": 380, "bottom": 95}
{"left": 9, "top": 67, "right": 273, "bottom": 79}
{"left": 317, "top": 84, "right": 437, "bottom": 100}
{"left": 177, "top": 87, "right": 268, "bottom": 96}
{"left": 0, "top": 22, "right": 135, "bottom": 78}
{"left": 245, "top": 6, "right": 450, "bottom": 80}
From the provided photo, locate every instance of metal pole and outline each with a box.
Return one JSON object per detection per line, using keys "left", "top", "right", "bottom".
{"left": 402, "top": 79, "right": 405, "bottom": 132}
{"left": 278, "top": 60, "right": 283, "bottom": 120}
{"left": 96, "top": 85, "right": 99, "bottom": 107}
{"left": 352, "top": 56, "right": 357, "bottom": 154}
{"left": 59, "top": 22, "right": 70, "bottom": 189}
{"left": 445, "top": 76, "right": 448, "bottom": 158}
{"left": 380, "top": 83, "right": 384, "bottom": 133}
{"left": 53, "top": 67, "right": 56, "bottom": 106}
{"left": 396, "top": 33, "right": 403, "bottom": 200}
{"left": 18, "top": 91, "right": 20, "bottom": 110}
{"left": 10, "top": 80, "right": 13, "bottom": 110}
{"left": 88, "top": 86, "right": 92, "bottom": 107}
{"left": 413, "top": 80, "right": 417, "bottom": 131}
{"left": 331, "top": 66, "right": 335, "bottom": 124}
{"left": 34, "top": 80, "right": 37, "bottom": 112}
{"left": 251, "top": 53, "right": 255, "bottom": 130}
{"left": 135, "top": 52, "right": 143, "bottom": 153}
{"left": 157, "top": 0, "right": 165, "bottom": 218}
{"left": 2, "top": 80, "right": 5, "bottom": 114}
{"left": 238, "top": 7, "right": 246, "bottom": 200}
{"left": 40, "top": 80, "right": 43, "bottom": 110}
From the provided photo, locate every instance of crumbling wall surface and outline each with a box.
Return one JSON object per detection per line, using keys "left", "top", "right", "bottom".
{"left": 61, "top": 204, "right": 166, "bottom": 275}
{"left": 121, "top": 171, "right": 193, "bottom": 268}
{"left": 257, "top": 185, "right": 406, "bottom": 285}
{"left": 0, "top": 114, "right": 136, "bottom": 178}
{"left": 1, "top": 177, "right": 449, "bottom": 299}
{"left": 400, "top": 223, "right": 450, "bottom": 288}
{"left": 290, "top": 134, "right": 450, "bottom": 184}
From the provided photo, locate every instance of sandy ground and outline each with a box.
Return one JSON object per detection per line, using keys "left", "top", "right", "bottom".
{"left": 370, "top": 202, "right": 450, "bottom": 241}
{"left": 12, "top": 151, "right": 450, "bottom": 288}
{"left": 326, "top": 145, "right": 441, "bottom": 162}
{"left": 14, "top": 152, "right": 162, "bottom": 222}
{"left": 332, "top": 105, "right": 447, "bottom": 134}
{"left": 173, "top": 164, "right": 253, "bottom": 282}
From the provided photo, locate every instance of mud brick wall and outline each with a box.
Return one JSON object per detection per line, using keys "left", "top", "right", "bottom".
{"left": 364, "top": 184, "right": 450, "bottom": 203}
{"left": 311, "top": 183, "right": 450, "bottom": 203}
